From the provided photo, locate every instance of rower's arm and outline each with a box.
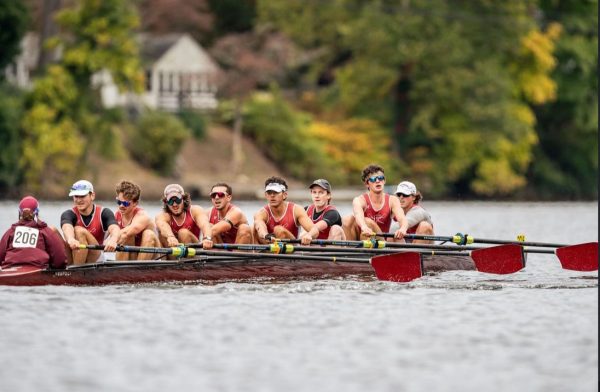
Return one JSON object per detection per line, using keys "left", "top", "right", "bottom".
{"left": 60, "top": 210, "right": 79, "bottom": 248}
{"left": 211, "top": 208, "right": 242, "bottom": 237}
{"left": 390, "top": 196, "right": 408, "bottom": 237}
{"left": 119, "top": 212, "right": 151, "bottom": 242}
{"left": 352, "top": 196, "right": 370, "bottom": 233}
{"left": 191, "top": 206, "right": 212, "bottom": 239}
{"left": 306, "top": 220, "right": 327, "bottom": 240}
{"left": 155, "top": 212, "right": 175, "bottom": 238}
{"left": 103, "top": 224, "right": 121, "bottom": 252}
{"left": 295, "top": 206, "right": 316, "bottom": 245}
{"left": 253, "top": 209, "right": 269, "bottom": 240}
{"left": 295, "top": 205, "right": 315, "bottom": 236}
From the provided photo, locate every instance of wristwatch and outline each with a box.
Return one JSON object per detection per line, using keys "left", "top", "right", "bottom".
{"left": 203, "top": 236, "right": 212, "bottom": 241}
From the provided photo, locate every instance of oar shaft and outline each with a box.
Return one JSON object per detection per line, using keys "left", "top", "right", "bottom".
{"left": 380, "top": 233, "right": 567, "bottom": 247}
{"left": 81, "top": 244, "right": 196, "bottom": 257}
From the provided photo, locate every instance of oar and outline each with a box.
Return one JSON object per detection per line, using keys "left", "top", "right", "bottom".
{"left": 278, "top": 238, "right": 488, "bottom": 251}
{"left": 379, "top": 232, "right": 585, "bottom": 248}
{"left": 371, "top": 244, "right": 526, "bottom": 282}
{"left": 81, "top": 244, "right": 197, "bottom": 258}
{"left": 190, "top": 242, "right": 486, "bottom": 253}
{"left": 377, "top": 234, "right": 598, "bottom": 272}
{"left": 524, "top": 242, "right": 598, "bottom": 272}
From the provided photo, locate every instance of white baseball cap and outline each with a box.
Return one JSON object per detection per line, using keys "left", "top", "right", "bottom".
{"left": 265, "top": 183, "right": 286, "bottom": 193}
{"left": 69, "top": 180, "right": 94, "bottom": 197}
{"left": 396, "top": 181, "right": 417, "bottom": 196}
{"left": 164, "top": 184, "right": 185, "bottom": 200}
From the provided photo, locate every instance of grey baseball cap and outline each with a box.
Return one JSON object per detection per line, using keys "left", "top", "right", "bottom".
{"left": 309, "top": 179, "right": 332, "bottom": 192}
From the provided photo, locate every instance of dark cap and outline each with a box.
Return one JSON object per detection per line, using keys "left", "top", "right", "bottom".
{"left": 309, "top": 179, "right": 331, "bottom": 192}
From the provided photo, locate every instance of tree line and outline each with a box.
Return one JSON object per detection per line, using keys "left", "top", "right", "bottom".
{"left": 0, "top": 0, "right": 597, "bottom": 199}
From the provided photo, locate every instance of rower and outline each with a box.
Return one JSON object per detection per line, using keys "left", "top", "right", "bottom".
{"left": 253, "top": 176, "right": 315, "bottom": 245}
{"left": 204, "top": 182, "right": 252, "bottom": 247}
{"left": 114, "top": 180, "right": 161, "bottom": 260}
{"left": 341, "top": 163, "right": 408, "bottom": 241}
{"left": 61, "top": 180, "right": 120, "bottom": 265}
{"left": 394, "top": 180, "right": 434, "bottom": 244}
{"left": 303, "top": 178, "right": 345, "bottom": 240}
{"left": 0, "top": 196, "right": 66, "bottom": 269}
{"left": 155, "top": 183, "right": 213, "bottom": 252}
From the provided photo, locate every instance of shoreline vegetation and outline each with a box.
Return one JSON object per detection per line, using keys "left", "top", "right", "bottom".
{"left": 1, "top": 1, "right": 596, "bottom": 202}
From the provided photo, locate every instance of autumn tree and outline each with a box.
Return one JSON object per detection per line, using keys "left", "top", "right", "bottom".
{"left": 259, "top": 0, "right": 562, "bottom": 197}
{"left": 210, "top": 28, "right": 301, "bottom": 174}
{"left": 20, "top": 0, "right": 143, "bottom": 193}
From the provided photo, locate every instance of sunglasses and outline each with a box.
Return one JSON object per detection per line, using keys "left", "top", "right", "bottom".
{"left": 210, "top": 191, "right": 228, "bottom": 199}
{"left": 167, "top": 197, "right": 183, "bottom": 206}
{"left": 397, "top": 193, "right": 412, "bottom": 198}
{"left": 115, "top": 199, "right": 132, "bottom": 207}
{"left": 367, "top": 175, "right": 385, "bottom": 183}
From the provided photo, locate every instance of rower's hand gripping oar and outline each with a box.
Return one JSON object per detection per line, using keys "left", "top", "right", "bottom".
{"left": 370, "top": 244, "right": 526, "bottom": 282}
{"left": 80, "top": 244, "right": 197, "bottom": 258}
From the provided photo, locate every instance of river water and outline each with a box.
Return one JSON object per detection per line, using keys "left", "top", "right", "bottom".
{"left": 0, "top": 200, "right": 597, "bottom": 392}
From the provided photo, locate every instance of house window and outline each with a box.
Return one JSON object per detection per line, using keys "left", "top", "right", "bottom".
{"left": 159, "top": 72, "right": 164, "bottom": 92}
{"left": 145, "top": 70, "right": 152, "bottom": 91}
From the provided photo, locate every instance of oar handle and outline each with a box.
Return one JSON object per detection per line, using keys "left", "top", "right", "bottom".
{"left": 186, "top": 242, "right": 297, "bottom": 254}
{"left": 79, "top": 244, "right": 196, "bottom": 257}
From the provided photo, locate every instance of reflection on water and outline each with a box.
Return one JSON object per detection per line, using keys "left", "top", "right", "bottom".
{"left": 0, "top": 201, "right": 597, "bottom": 392}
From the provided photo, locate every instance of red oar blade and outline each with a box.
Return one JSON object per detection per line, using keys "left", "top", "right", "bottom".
{"left": 370, "top": 252, "right": 423, "bottom": 282}
{"left": 471, "top": 244, "right": 525, "bottom": 275}
{"left": 555, "top": 242, "right": 598, "bottom": 272}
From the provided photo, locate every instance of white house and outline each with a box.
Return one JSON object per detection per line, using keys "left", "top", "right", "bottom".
{"left": 6, "top": 32, "right": 220, "bottom": 112}
{"left": 96, "top": 33, "right": 220, "bottom": 112}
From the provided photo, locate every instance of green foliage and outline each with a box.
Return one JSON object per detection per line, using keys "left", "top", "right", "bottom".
{"left": 20, "top": 66, "right": 85, "bottom": 193}
{"left": 178, "top": 109, "right": 207, "bottom": 140}
{"left": 0, "top": 1, "right": 29, "bottom": 73}
{"left": 260, "top": 0, "right": 563, "bottom": 198}
{"left": 531, "top": 0, "right": 598, "bottom": 199}
{"left": 128, "top": 111, "right": 190, "bottom": 175}
{"left": 0, "top": 84, "right": 25, "bottom": 193}
{"left": 239, "top": 90, "right": 344, "bottom": 183}
{"left": 52, "top": 0, "right": 144, "bottom": 92}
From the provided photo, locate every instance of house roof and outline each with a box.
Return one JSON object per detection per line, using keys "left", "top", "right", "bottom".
{"left": 137, "top": 33, "right": 219, "bottom": 74}
{"left": 138, "top": 33, "right": 183, "bottom": 64}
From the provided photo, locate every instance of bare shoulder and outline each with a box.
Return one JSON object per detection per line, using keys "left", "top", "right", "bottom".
{"left": 155, "top": 210, "right": 170, "bottom": 222}
{"left": 254, "top": 207, "right": 267, "bottom": 220}
{"left": 353, "top": 194, "right": 366, "bottom": 206}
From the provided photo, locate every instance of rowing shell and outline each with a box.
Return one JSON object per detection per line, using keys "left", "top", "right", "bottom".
{"left": 0, "top": 254, "right": 474, "bottom": 286}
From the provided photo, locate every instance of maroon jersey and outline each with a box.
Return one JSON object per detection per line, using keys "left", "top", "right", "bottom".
{"left": 115, "top": 207, "right": 144, "bottom": 246}
{"left": 264, "top": 202, "right": 299, "bottom": 238}
{"left": 73, "top": 204, "right": 106, "bottom": 244}
{"left": 362, "top": 193, "right": 392, "bottom": 232}
{"left": 169, "top": 209, "right": 201, "bottom": 239}
{"left": 209, "top": 205, "right": 239, "bottom": 244}
{"left": 306, "top": 204, "right": 337, "bottom": 240}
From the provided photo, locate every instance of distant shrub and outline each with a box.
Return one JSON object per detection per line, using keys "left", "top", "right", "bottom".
{"left": 242, "top": 90, "right": 344, "bottom": 183}
{"left": 308, "top": 118, "right": 397, "bottom": 184}
{"left": 178, "top": 109, "right": 207, "bottom": 140}
{"left": 128, "top": 111, "right": 190, "bottom": 175}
